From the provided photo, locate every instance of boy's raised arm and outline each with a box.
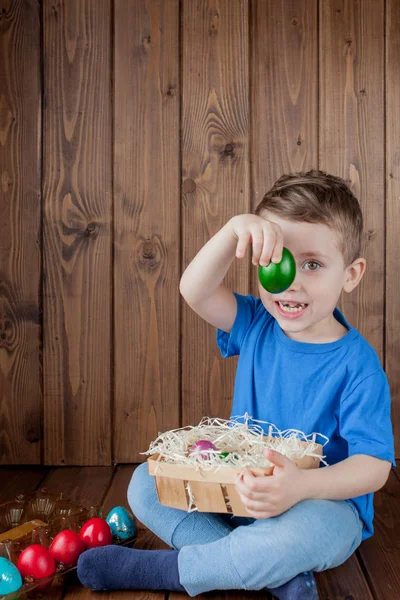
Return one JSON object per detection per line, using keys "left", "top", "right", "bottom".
{"left": 179, "top": 220, "right": 238, "bottom": 333}
{"left": 179, "top": 215, "right": 283, "bottom": 333}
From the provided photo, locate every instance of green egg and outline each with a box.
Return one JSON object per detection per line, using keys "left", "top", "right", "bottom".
{"left": 258, "top": 247, "right": 296, "bottom": 294}
{"left": 219, "top": 452, "right": 239, "bottom": 461}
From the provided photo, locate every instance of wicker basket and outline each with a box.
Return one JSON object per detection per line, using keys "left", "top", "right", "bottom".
{"left": 147, "top": 438, "right": 322, "bottom": 517}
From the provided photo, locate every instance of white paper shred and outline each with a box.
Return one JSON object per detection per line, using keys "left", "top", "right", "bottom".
{"left": 140, "top": 413, "right": 329, "bottom": 475}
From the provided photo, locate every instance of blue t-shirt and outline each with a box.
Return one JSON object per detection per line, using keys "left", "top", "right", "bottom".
{"left": 216, "top": 292, "right": 396, "bottom": 541}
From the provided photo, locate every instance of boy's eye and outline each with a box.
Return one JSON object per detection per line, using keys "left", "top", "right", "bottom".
{"left": 302, "top": 261, "right": 321, "bottom": 271}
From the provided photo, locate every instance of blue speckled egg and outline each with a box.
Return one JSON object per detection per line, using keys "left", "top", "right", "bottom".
{"left": 105, "top": 506, "right": 137, "bottom": 540}
{"left": 0, "top": 557, "right": 23, "bottom": 596}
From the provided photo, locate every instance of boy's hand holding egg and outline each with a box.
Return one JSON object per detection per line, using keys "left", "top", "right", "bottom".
{"left": 235, "top": 448, "right": 308, "bottom": 519}
{"left": 230, "top": 214, "right": 296, "bottom": 293}
{"left": 258, "top": 247, "right": 296, "bottom": 293}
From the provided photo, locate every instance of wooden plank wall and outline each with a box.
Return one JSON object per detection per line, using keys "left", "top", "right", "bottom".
{"left": 0, "top": 0, "right": 42, "bottom": 463}
{"left": 0, "top": 0, "right": 399, "bottom": 465}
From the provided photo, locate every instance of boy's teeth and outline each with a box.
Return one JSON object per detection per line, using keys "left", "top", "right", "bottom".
{"left": 278, "top": 301, "right": 307, "bottom": 313}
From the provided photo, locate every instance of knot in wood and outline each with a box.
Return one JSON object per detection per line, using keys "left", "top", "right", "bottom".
{"left": 86, "top": 222, "right": 96, "bottom": 235}
{"left": 0, "top": 319, "right": 12, "bottom": 346}
{"left": 183, "top": 179, "right": 196, "bottom": 193}
{"left": 142, "top": 240, "right": 155, "bottom": 259}
{"left": 209, "top": 12, "right": 219, "bottom": 35}
{"left": 225, "top": 143, "right": 234, "bottom": 154}
{"left": 25, "top": 429, "right": 40, "bottom": 444}
{"left": 166, "top": 86, "right": 176, "bottom": 97}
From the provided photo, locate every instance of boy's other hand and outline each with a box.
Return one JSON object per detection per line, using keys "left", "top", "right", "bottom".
{"left": 234, "top": 449, "right": 308, "bottom": 519}
{"left": 229, "top": 214, "right": 284, "bottom": 267}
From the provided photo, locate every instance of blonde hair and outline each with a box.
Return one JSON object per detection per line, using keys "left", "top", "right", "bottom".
{"left": 254, "top": 169, "right": 363, "bottom": 266}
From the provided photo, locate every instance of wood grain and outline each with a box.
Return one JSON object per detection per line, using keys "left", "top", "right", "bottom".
{"left": 39, "top": 465, "right": 115, "bottom": 600}
{"left": 0, "top": 0, "right": 398, "bottom": 479}
{"left": 357, "top": 471, "right": 400, "bottom": 599}
{"left": 0, "top": 466, "right": 48, "bottom": 503}
{"left": 0, "top": 0, "right": 41, "bottom": 463}
{"left": 181, "top": 0, "right": 250, "bottom": 429}
{"left": 42, "top": 0, "right": 112, "bottom": 465}
{"left": 250, "top": 0, "right": 318, "bottom": 232}
{"left": 14, "top": 464, "right": 400, "bottom": 599}
{"left": 316, "top": 554, "right": 374, "bottom": 600}
{"left": 386, "top": 0, "right": 400, "bottom": 457}
{"left": 113, "top": 0, "right": 181, "bottom": 463}
{"left": 319, "top": 0, "right": 385, "bottom": 358}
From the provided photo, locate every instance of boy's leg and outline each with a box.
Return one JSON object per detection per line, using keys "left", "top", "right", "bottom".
{"left": 78, "top": 496, "right": 362, "bottom": 597}
{"left": 77, "top": 462, "right": 242, "bottom": 594}
{"left": 178, "top": 498, "right": 364, "bottom": 596}
{"left": 127, "top": 462, "right": 235, "bottom": 548}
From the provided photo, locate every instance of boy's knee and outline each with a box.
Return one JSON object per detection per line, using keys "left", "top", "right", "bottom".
{"left": 127, "top": 462, "right": 156, "bottom": 519}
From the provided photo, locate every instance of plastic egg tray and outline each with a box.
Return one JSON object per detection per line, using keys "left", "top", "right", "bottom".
{"left": 0, "top": 488, "right": 137, "bottom": 599}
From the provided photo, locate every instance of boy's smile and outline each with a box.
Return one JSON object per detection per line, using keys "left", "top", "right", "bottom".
{"left": 275, "top": 301, "right": 308, "bottom": 319}
{"left": 258, "top": 212, "right": 366, "bottom": 343}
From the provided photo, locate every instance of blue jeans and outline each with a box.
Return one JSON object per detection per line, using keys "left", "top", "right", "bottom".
{"left": 128, "top": 462, "right": 364, "bottom": 597}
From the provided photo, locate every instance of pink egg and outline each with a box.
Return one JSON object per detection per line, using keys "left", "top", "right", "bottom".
{"left": 189, "top": 439, "right": 218, "bottom": 459}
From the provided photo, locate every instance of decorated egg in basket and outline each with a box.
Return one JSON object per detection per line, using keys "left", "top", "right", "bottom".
{"left": 189, "top": 440, "right": 218, "bottom": 459}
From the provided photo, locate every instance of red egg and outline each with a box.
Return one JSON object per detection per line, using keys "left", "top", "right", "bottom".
{"left": 17, "top": 544, "right": 56, "bottom": 581}
{"left": 79, "top": 518, "right": 112, "bottom": 548}
{"left": 49, "top": 529, "right": 86, "bottom": 566}
{"left": 189, "top": 439, "right": 218, "bottom": 459}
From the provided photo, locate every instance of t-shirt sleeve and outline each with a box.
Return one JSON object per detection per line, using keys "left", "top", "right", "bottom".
{"left": 216, "top": 292, "right": 259, "bottom": 358}
{"left": 340, "top": 369, "right": 396, "bottom": 467}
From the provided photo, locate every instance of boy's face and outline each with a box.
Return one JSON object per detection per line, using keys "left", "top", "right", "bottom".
{"left": 257, "top": 211, "right": 366, "bottom": 342}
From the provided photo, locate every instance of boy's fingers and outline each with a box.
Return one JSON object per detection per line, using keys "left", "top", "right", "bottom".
{"left": 260, "top": 223, "right": 279, "bottom": 266}
{"left": 240, "top": 497, "right": 272, "bottom": 513}
{"left": 235, "top": 231, "right": 251, "bottom": 257}
{"left": 269, "top": 223, "right": 284, "bottom": 263}
{"left": 236, "top": 477, "right": 271, "bottom": 500}
{"left": 260, "top": 237, "right": 275, "bottom": 266}
{"left": 265, "top": 448, "right": 289, "bottom": 468}
{"left": 271, "top": 237, "right": 284, "bottom": 263}
{"left": 240, "top": 470, "right": 274, "bottom": 494}
{"left": 250, "top": 228, "right": 264, "bottom": 265}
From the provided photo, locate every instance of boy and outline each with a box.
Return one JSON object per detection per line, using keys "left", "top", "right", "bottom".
{"left": 77, "top": 169, "right": 395, "bottom": 600}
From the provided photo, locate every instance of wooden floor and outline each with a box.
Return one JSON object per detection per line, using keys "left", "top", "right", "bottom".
{"left": 1, "top": 464, "right": 400, "bottom": 600}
